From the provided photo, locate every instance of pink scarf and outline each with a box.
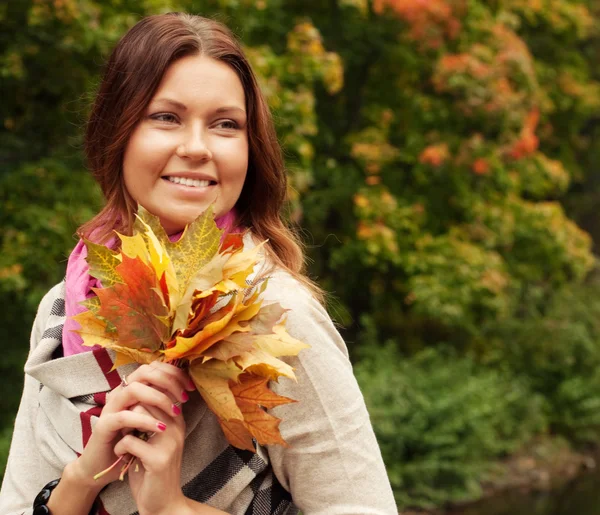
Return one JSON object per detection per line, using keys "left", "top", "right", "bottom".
{"left": 62, "top": 211, "right": 239, "bottom": 356}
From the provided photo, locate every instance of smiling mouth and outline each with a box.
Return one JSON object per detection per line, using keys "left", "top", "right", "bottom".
{"left": 164, "top": 176, "right": 217, "bottom": 188}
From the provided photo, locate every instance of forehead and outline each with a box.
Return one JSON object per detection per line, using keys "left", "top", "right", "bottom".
{"left": 151, "top": 54, "right": 246, "bottom": 108}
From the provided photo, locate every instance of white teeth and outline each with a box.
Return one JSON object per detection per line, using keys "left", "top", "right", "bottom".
{"left": 167, "top": 176, "right": 212, "bottom": 188}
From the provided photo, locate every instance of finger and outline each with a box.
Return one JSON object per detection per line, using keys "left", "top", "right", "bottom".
{"left": 140, "top": 362, "right": 194, "bottom": 391}
{"left": 136, "top": 403, "right": 186, "bottom": 433}
{"left": 114, "top": 434, "right": 174, "bottom": 473}
{"left": 99, "top": 410, "right": 168, "bottom": 436}
{"left": 123, "top": 363, "right": 193, "bottom": 403}
{"left": 105, "top": 381, "right": 183, "bottom": 418}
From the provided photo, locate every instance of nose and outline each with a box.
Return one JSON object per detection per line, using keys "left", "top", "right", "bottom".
{"left": 176, "top": 126, "right": 212, "bottom": 161}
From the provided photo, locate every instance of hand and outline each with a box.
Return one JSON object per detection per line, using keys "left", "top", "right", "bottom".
{"left": 72, "top": 362, "right": 194, "bottom": 490}
{"left": 114, "top": 402, "right": 188, "bottom": 515}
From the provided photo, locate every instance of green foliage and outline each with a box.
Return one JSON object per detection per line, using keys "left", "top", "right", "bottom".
{"left": 483, "top": 276, "right": 600, "bottom": 444}
{"left": 355, "top": 343, "right": 547, "bottom": 509}
{"left": 0, "top": 156, "right": 101, "bottom": 427}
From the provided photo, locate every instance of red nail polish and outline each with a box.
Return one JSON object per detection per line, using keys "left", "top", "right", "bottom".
{"left": 187, "top": 379, "right": 195, "bottom": 391}
{"left": 172, "top": 404, "right": 181, "bottom": 415}
{"left": 181, "top": 390, "right": 189, "bottom": 403}
{"left": 156, "top": 422, "right": 167, "bottom": 432}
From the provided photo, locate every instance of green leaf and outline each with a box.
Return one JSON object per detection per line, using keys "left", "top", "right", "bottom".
{"left": 84, "top": 239, "right": 122, "bottom": 287}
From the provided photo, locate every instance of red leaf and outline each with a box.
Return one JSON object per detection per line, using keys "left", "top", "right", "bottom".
{"left": 220, "top": 233, "right": 245, "bottom": 254}
{"left": 95, "top": 255, "right": 168, "bottom": 351}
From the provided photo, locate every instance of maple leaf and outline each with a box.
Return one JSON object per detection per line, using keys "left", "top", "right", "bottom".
{"left": 230, "top": 374, "right": 296, "bottom": 409}
{"left": 218, "top": 419, "right": 256, "bottom": 452}
{"left": 172, "top": 253, "right": 230, "bottom": 333}
{"left": 189, "top": 359, "right": 244, "bottom": 421}
{"left": 234, "top": 348, "right": 297, "bottom": 381}
{"left": 111, "top": 345, "right": 162, "bottom": 369}
{"left": 253, "top": 322, "right": 310, "bottom": 357}
{"left": 72, "top": 309, "right": 119, "bottom": 347}
{"left": 245, "top": 303, "right": 288, "bottom": 334}
{"left": 235, "top": 398, "right": 289, "bottom": 448}
{"left": 95, "top": 255, "right": 169, "bottom": 351}
{"left": 218, "top": 374, "right": 294, "bottom": 450}
{"left": 174, "top": 293, "right": 265, "bottom": 361}
{"left": 84, "top": 240, "right": 122, "bottom": 287}
{"left": 133, "top": 213, "right": 178, "bottom": 301}
{"left": 220, "top": 233, "right": 245, "bottom": 254}
{"left": 202, "top": 332, "right": 255, "bottom": 361}
{"left": 119, "top": 233, "right": 150, "bottom": 263}
{"left": 137, "top": 206, "right": 222, "bottom": 297}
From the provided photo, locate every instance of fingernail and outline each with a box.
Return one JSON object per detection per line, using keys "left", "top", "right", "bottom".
{"left": 172, "top": 403, "right": 181, "bottom": 415}
{"left": 186, "top": 379, "right": 195, "bottom": 391}
{"left": 156, "top": 422, "right": 167, "bottom": 432}
{"left": 181, "top": 390, "right": 189, "bottom": 403}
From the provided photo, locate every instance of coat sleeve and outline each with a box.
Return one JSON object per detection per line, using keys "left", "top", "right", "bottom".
{"left": 0, "top": 289, "right": 57, "bottom": 515}
{"left": 264, "top": 273, "right": 397, "bottom": 515}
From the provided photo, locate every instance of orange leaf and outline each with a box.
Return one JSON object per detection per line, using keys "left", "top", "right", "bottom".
{"left": 236, "top": 398, "right": 289, "bottom": 448}
{"left": 219, "top": 418, "right": 256, "bottom": 452}
{"left": 231, "top": 374, "right": 296, "bottom": 409}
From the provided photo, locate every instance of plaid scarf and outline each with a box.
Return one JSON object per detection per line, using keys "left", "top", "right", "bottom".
{"left": 25, "top": 282, "right": 298, "bottom": 515}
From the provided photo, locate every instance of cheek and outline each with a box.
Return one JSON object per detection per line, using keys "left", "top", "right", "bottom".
{"left": 124, "top": 129, "right": 174, "bottom": 177}
{"left": 213, "top": 139, "right": 249, "bottom": 183}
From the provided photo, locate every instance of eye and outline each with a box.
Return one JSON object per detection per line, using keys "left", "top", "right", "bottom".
{"left": 150, "top": 112, "right": 179, "bottom": 123}
{"left": 214, "top": 119, "right": 239, "bottom": 130}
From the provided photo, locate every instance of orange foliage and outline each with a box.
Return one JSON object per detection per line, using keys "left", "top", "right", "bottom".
{"left": 373, "top": 0, "right": 463, "bottom": 49}
{"left": 472, "top": 158, "right": 490, "bottom": 176}
{"left": 509, "top": 109, "right": 540, "bottom": 160}
{"left": 419, "top": 143, "right": 450, "bottom": 167}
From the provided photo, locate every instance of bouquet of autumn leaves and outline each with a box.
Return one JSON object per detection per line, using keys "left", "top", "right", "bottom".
{"left": 72, "top": 207, "right": 309, "bottom": 459}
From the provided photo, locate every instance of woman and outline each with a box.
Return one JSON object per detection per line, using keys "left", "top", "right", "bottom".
{"left": 0, "top": 12, "right": 396, "bottom": 515}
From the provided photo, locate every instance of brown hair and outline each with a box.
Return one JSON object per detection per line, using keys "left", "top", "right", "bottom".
{"left": 80, "top": 12, "right": 322, "bottom": 301}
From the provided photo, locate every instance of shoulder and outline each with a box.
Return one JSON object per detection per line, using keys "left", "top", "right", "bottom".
{"left": 30, "top": 281, "right": 66, "bottom": 350}
{"left": 259, "top": 267, "right": 350, "bottom": 362}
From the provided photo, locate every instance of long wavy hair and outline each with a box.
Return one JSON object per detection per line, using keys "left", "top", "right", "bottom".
{"left": 79, "top": 12, "right": 322, "bottom": 301}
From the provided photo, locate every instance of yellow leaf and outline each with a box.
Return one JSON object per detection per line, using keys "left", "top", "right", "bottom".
{"left": 235, "top": 348, "right": 296, "bottom": 381}
{"left": 172, "top": 253, "right": 230, "bottom": 333}
{"left": 134, "top": 214, "right": 178, "bottom": 301}
{"left": 111, "top": 347, "right": 160, "bottom": 370}
{"left": 118, "top": 233, "right": 149, "bottom": 263}
{"left": 223, "top": 241, "right": 266, "bottom": 278}
{"left": 84, "top": 240, "right": 122, "bottom": 287}
{"left": 189, "top": 360, "right": 244, "bottom": 421}
{"left": 138, "top": 206, "right": 222, "bottom": 294}
{"left": 253, "top": 322, "right": 310, "bottom": 357}
{"left": 72, "top": 310, "right": 118, "bottom": 347}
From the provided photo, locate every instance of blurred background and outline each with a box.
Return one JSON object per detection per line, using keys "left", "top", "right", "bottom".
{"left": 2, "top": 0, "right": 600, "bottom": 513}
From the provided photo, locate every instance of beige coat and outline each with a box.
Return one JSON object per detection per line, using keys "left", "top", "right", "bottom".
{"left": 0, "top": 267, "right": 396, "bottom": 514}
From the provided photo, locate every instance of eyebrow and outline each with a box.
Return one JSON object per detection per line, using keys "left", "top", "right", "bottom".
{"left": 151, "top": 98, "right": 246, "bottom": 115}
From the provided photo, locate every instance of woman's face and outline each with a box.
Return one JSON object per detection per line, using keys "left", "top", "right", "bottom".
{"left": 123, "top": 54, "right": 249, "bottom": 234}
